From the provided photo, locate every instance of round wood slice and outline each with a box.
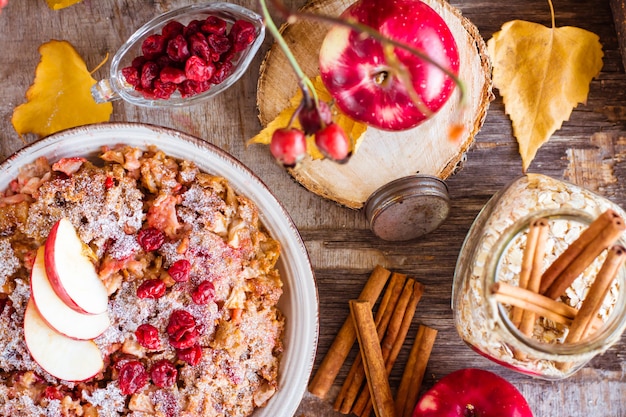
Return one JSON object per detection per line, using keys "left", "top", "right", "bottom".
{"left": 257, "top": 0, "right": 493, "bottom": 209}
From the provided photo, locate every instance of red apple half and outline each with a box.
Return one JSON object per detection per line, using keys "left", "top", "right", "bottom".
{"left": 31, "top": 247, "right": 109, "bottom": 340}
{"left": 319, "top": 0, "right": 460, "bottom": 131}
{"left": 44, "top": 218, "right": 108, "bottom": 315}
{"left": 23, "top": 299, "right": 104, "bottom": 381}
{"left": 413, "top": 368, "right": 533, "bottom": 417}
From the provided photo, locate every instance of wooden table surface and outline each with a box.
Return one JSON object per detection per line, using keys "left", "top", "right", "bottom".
{"left": 1, "top": 0, "right": 625, "bottom": 416}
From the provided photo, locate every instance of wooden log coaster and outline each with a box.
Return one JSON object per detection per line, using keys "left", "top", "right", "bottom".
{"left": 256, "top": 0, "right": 493, "bottom": 209}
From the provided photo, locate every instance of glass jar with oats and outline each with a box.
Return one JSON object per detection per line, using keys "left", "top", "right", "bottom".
{"left": 452, "top": 173, "right": 626, "bottom": 379}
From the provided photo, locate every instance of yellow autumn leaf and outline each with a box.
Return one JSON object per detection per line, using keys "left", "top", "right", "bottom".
{"left": 12, "top": 40, "right": 113, "bottom": 138}
{"left": 46, "top": 0, "right": 83, "bottom": 10}
{"left": 248, "top": 76, "right": 367, "bottom": 160}
{"left": 487, "top": 3, "right": 603, "bottom": 172}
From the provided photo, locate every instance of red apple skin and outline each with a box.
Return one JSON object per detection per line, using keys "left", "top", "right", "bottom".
{"left": 319, "top": 0, "right": 460, "bottom": 131}
{"left": 413, "top": 368, "right": 534, "bottom": 417}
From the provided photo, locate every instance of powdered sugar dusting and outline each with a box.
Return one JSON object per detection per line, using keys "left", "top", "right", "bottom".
{"left": 0, "top": 146, "right": 285, "bottom": 416}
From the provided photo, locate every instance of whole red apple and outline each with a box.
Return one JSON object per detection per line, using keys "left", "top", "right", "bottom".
{"left": 413, "top": 368, "right": 533, "bottom": 417}
{"left": 319, "top": 0, "right": 460, "bottom": 131}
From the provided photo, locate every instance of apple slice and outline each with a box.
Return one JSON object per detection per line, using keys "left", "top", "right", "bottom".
{"left": 44, "top": 218, "right": 108, "bottom": 315}
{"left": 23, "top": 299, "right": 104, "bottom": 381}
{"left": 31, "top": 247, "right": 109, "bottom": 340}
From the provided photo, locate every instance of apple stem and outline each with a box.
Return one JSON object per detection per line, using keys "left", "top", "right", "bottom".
{"left": 266, "top": 0, "right": 467, "bottom": 108}
{"left": 258, "top": 0, "right": 320, "bottom": 112}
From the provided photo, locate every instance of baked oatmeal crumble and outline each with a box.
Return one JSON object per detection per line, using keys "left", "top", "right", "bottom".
{"left": 0, "top": 145, "right": 285, "bottom": 416}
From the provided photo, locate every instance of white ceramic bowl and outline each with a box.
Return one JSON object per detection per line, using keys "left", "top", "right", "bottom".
{"left": 0, "top": 122, "right": 318, "bottom": 417}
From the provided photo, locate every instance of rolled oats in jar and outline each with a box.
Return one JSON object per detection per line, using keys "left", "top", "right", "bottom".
{"left": 452, "top": 174, "right": 626, "bottom": 379}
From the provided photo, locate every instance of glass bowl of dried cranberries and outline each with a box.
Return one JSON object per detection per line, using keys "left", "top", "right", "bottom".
{"left": 92, "top": 2, "right": 265, "bottom": 107}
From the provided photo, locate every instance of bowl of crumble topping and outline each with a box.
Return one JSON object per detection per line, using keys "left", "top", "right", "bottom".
{"left": 0, "top": 122, "right": 318, "bottom": 417}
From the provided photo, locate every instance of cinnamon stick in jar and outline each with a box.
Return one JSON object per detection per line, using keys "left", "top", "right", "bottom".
{"left": 308, "top": 265, "right": 391, "bottom": 399}
{"left": 514, "top": 217, "right": 549, "bottom": 329}
{"left": 540, "top": 210, "right": 625, "bottom": 299}
{"left": 349, "top": 300, "right": 396, "bottom": 417}
{"left": 519, "top": 219, "right": 549, "bottom": 336}
{"left": 566, "top": 245, "right": 626, "bottom": 344}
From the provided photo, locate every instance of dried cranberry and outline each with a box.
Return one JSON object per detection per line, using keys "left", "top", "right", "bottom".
{"left": 153, "top": 79, "right": 177, "bottom": 99}
{"left": 168, "top": 259, "right": 191, "bottom": 282}
{"left": 41, "top": 386, "right": 64, "bottom": 401}
{"left": 121, "top": 66, "right": 140, "bottom": 87}
{"left": 191, "top": 280, "right": 215, "bottom": 305}
{"left": 201, "top": 16, "right": 227, "bottom": 35}
{"left": 230, "top": 19, "right": 256, "bottom": 52}
{"left": 177, "top": 79, "right": 211, "bottom": 98}
{"left": 104, "top": 176, "right": 115, "bottom": 189}
{"left": 188, "top": 32, "right": 214, "bottom": 62}
{"left": 141, "top": 34, "right": 166, "bottom": 60}
{"left": 161, "top": 20, "right": 184, "bottom": 40}
{"left": 137, "top": 227, "right": 165, "bottom": 251}
{"left": 207, "top": 33, "right": 231, "bottom": 55}
{"left": 210, "top": 61, "right": 233, "bottom": 85}
{"left": 166, "top": 310, "right": 198, "bottom": 349}
{"left": 149, "top": 359, "right": 178, "bottom": 388}
{"left": 166, "top": 34, "right": 190, "bottom": 62}
{"left": 183, "top": 19, "right": 203, "bottom": 37}
{"left": 118, "top": 361, "right": 148, "bottom": 395}
{"left": 185, "top": 56, "right": 215, "bottom": 82}
{"left": 159, "top": 66, "right": 186, "bottom": 84}
{"left": 136, "top": 279, "right": 166, "bottom": 299}
{"left": 131, "top": 55, "right": 146, "bottom": 69}
{"left": 140, "top": 61, "right": 160, "bottom": 90}
{"left": 177, "top": 344, "right": 203, "bottom": 365}
{"left": 135, "top": 323, "right": 161, "bottom": 349}
{"left": 156, "top": 54, "right": 175, "bottom": 69}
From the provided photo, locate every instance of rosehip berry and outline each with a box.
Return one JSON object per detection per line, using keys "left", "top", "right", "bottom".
{"left": 314, "top": 123, "right": 351, "bottom": 163}
{"left": 185, "top": 56, "right": 216, "bottom": 82}
{"left": 298, "top": 101, "right": 333, "bottom": 135}
{"left": 229, "top": 19, "right": 257, "bottom": 52}
{"left": 177, "top": 344, "right": 203, "bottom": 366}
{"left": 137, "top": 227, "right": 165, "bottom": 251}
{"left": 201, "top": 16, "right": 227, "bottom": 35}
{"left": 118, "top": 361, "right": 148, "bottom": 395}
{"left": 135, "top": 323, "right": 161, "bottom": 349}
{"left": 191, "top": 280, "right": 215, "bottom": 305}
{"left": 136, "top": 279, "right": 166, "bottom": 299}
{"left": 168, "top": 259, "right": 191, "bottom": 282}
{"left": 149, "top": 359, "right": 178, "bottom": 388}
{"left": 270, "top": 128, "right": 307, "bottom": 167}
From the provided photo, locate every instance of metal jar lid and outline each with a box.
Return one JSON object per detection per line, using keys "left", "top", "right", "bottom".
{"left": 364, "top": 175, "right": 451, "bottom": 241}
